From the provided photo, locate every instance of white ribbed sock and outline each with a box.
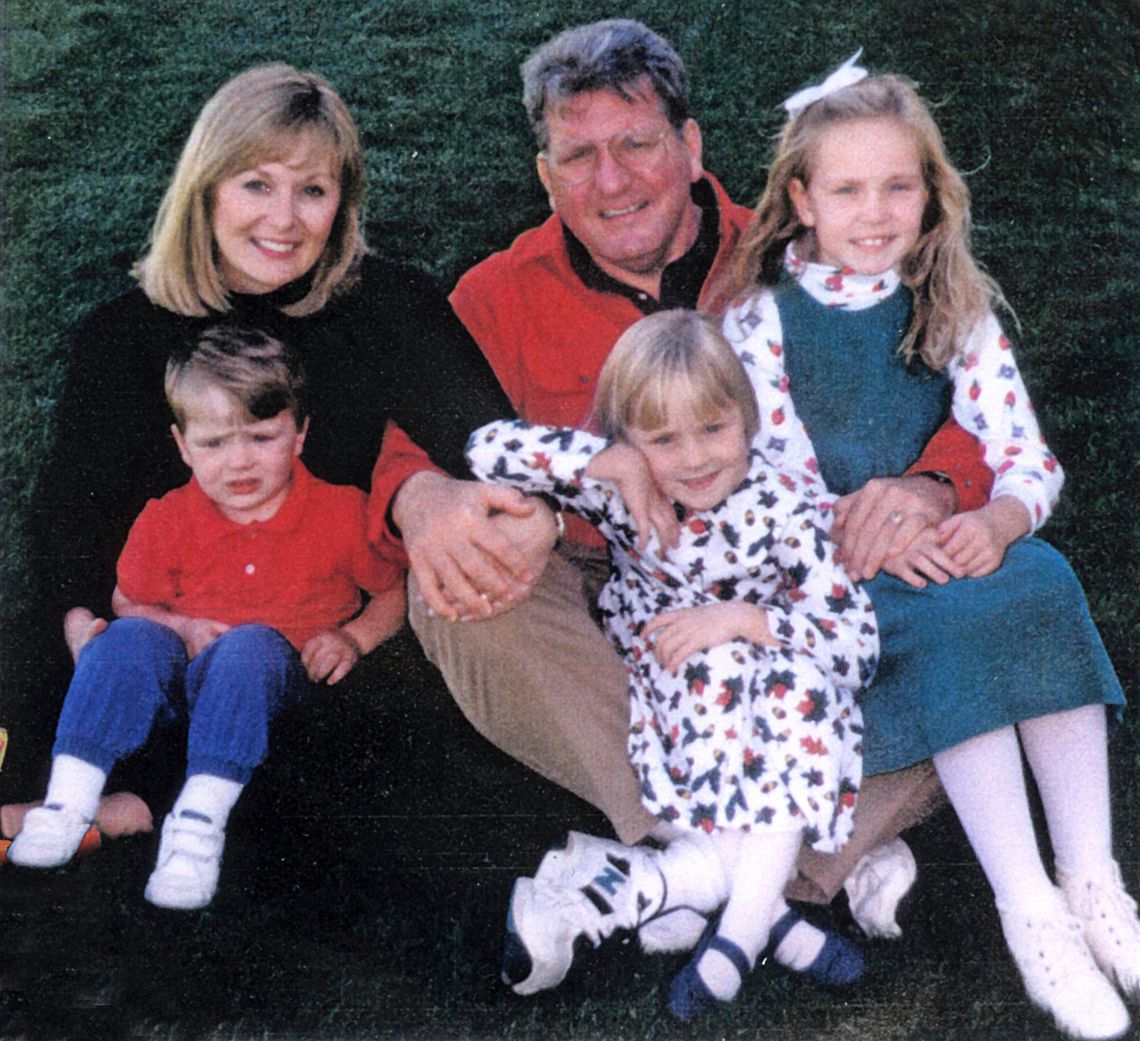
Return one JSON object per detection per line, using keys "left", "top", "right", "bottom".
{"left": 172, "top": 774, "right": 243, "bottom": 829}
{"left": 43, "top": 754, "right": 107, "bottom": 822}
{"left": 697, "top": 829, "right": 801, "bottom": 1000}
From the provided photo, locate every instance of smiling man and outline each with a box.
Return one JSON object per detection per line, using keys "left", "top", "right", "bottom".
{"left": 376, "top": 19, "right": 992, "bottom": 996}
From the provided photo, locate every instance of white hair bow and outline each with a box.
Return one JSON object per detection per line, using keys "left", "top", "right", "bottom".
{"left": 782, "top": 49, "right": 868, "bottom": 116}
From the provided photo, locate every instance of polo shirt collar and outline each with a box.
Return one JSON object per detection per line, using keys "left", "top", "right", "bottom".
{"left": 183, "top": 458, "right": 314, "bottom": 543}
{"left": 563, "top": 177, "right": 721, "bottom": 314}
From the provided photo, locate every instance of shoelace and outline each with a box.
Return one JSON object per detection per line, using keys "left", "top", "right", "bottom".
{"left": 1067, "top": 867, "right": 1140, "bottom": 938}
{"left": 1016, "top": 912, "right": 1101, "bottom": 981}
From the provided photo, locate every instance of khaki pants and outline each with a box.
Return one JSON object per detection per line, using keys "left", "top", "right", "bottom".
{"left": 409, "top": 542, "right": 945, "bottom": 904}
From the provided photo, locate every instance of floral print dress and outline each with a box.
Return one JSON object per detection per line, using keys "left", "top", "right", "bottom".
{"left": 467, "top": 425, "right": 878, "bottom": 851}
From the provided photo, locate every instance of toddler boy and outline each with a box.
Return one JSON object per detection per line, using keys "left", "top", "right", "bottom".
{"left": 9, "top": 326, "right": 405, "bottom": 909}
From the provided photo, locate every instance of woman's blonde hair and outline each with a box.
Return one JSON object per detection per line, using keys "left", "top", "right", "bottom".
{"left": 593, "top": 309, "right": 759, "bottom": 442}
{"left": 134, "top": 63, "right": 366, "bottom": 317}
{"left": 730, "top": 74, "right": 1007, "bottom": 369}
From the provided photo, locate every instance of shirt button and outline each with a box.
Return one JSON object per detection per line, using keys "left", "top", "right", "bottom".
{"left": 579, "top": 375, "right": 590, "bottom": 384}
{"left": 244, "top": 563, "right": 255, "bottom": 575}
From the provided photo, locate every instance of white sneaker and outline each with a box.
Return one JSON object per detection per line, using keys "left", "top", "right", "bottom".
{"left": 1060, "top": 863, "right": 1140, "bottom": 1001}
{"left": 1000, "top": 892, "right": 1131, "bottom": 1040}
{"left": 7, "top": 804, "right": 92, "bottom": 868}
{"left": 502, "top": 876, "right": 627, "bottom": 994}
{"left": 843, "top": 837, "right": 917, "bottom": 939}
{"left": 144, "top": 812, "right": 224, "bottom": 910}
{"left": 534, "top": 831, "right": 693, "bottom": 955}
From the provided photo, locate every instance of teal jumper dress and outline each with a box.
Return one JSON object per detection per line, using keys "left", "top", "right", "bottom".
{"left": 775, "top": 280, "right": 1125, "bottom": 775}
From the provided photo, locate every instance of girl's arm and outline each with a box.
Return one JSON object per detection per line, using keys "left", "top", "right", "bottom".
{"left": 642, "top": 601, "right": 778, "bottom": 675}
{"left": 949, "top": 312, "right": 1063, "bottom": 532}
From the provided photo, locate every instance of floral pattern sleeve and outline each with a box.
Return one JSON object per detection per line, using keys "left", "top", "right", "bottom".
{"left": 948, "top": 312, "right": 1063, "bottom": 531}
{"left": 761, "top": 492, "right": 879, "bottom": 694}
{"left": 466, "top": 419, "right": 619, "bottom": 530}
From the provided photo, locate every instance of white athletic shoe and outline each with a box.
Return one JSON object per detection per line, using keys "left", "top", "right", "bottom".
{"left": 1060, "top": 863, "right": 1140, "bottom": 1001}
{"left": 502, "top": 832, "right": 670, "bottom": 993}
{"left": 999, "top": 892, "right": 1131, "bottom": 1040}
{"left": 144, "top": 812, "right": 224, "bottom": 910}
{"left": 7, "top": 804, "right": 92, "bottom": 868}
{"left": 843, "top": 837, "right": 918, "bottom": 939}
{"left": 534, "top": 831, "right": 704, "bottom": 955}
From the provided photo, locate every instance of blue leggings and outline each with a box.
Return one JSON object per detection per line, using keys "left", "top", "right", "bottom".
{"left": 53, "top": 618, "right": 309, "bottom": 784}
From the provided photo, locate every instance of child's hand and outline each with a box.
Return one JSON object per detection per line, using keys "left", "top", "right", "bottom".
{"left": 63, "top": 606, "right": 108, "bottom": 663}
{"left": 642, "top": 602, "right": 777, "bottom": 674}
{"left": 302, "top": 628, "right": 361, "bottom": 685}
{"left": 179, "top": 618, "right": 230, "bottom": 659}
{"left": 936, "top": 497, "right": 1030, "bottom": 578}
{"left": 586, "top": 442, "right": 679, "bottom": 554}
{"left": 881, "top": 528, "right": 964, "bottom": 588}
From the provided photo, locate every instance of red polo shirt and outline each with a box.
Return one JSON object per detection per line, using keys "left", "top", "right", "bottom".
{"left": 118, "top": 460, "right": 400, "bottom": 651}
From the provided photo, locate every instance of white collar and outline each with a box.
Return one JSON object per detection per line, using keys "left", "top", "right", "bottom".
{"left": 784, "top": 241, "right": 901, "bottom": 311}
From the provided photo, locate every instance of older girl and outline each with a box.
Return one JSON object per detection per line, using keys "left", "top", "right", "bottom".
{"left": 723, "top": 54, "right": 1135, "bottom": 1041}
{"left": 468, "top": 309, "right": 878, "bottom": 1019}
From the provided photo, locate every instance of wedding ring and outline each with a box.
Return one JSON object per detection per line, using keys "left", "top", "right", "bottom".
{"left": 888, "top": 510, "right": 905, "bottom": 524}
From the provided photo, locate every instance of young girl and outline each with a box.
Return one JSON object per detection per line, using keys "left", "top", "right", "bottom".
{"left": 467, "top": 309, "right": 878, "bottom": 1020}
{"left": 721, "top": 54, "right": 1136, "bottom": 1040}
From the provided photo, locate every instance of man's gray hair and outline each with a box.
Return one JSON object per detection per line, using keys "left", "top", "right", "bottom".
{"left": 521, "top": 19, "right": 690, "bottom": 150}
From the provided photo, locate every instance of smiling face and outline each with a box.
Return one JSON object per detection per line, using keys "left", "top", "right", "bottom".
{"left": 211, "top": 130, "right": 341, "bottom": 295}
{"left": 788, "top": 116, "right": 928, "bottom": 276}
{"left": 173, "top": 383, "right": 307, "bottom": 524}
{"left": 536, "top": 80, "right": 704, "bottom": 296}
{"left": 625, "top": 387, "right": 750, "bottom": 513}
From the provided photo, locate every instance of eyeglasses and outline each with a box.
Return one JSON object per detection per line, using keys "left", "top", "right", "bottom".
{"left": 543, "top": 128, "right": 674, "bottom": 186}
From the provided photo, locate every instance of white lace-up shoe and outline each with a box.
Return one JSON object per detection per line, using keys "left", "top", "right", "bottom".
{"left": 999, "top": 892, "right": 1131, "bottom": 1040}
{"left": 534, "top": 831, "right": 697, "bottom": 955}
{"left": 7, "top": 804, "right": 93, "bottom": 868}
{"left": 502, "top": 833, "right": 671, "bottom": 994}
{"left": 1060, "top": 863, "right": 1140, "bottom": 1001}
{"left": 144, "top": 811, "right": 225, "bottom": 910}
{"left": 843, "top": 837, "right": 918, "bottom": 939}
{"left": 502, "top": 876, "right": 626, "bottom": 994}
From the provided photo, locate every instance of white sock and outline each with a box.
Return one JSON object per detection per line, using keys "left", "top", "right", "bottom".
{"left": 934, "top": 727, "right": 1056, "bottom": 915}
{"left": 1019, "top": 705, "right": 1114, "bottom": 879}
{"left": 43, "top": 754, "right": 107, "bottom": 822}
{"left": 655, "top": 831, "right": 731, "bottom": 915}
{"left": 697, "top": 829, "right": 801, "bottom": 1000}
{"left": 768, "top": 898, "right": 826, "bottom": 970}
{"left": 172, "top": 774, "right": 243, "bottom": 829}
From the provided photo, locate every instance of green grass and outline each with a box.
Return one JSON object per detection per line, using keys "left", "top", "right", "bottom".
{"left": 2, "top": 1, "right": 1138, "bottom": 1039}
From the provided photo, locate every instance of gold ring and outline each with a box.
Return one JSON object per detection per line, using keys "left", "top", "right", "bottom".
{"left": 888, "top": 510, "right": 905, "bottom": 524}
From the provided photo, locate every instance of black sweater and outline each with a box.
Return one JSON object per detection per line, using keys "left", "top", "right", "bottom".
{"left": 29, "top": 255, "right": 515, "bottom": 617}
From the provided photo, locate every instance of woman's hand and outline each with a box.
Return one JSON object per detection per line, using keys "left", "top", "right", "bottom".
{"left": 302, "top": 628, "right": 361, "bottom": 685}
{"left": 393, "top": 471, "right": 553, "bottom": 621}
{"left": 641, "top": 602, "right": 777, "bottom": 674}
{"left": 936, "top": 497, "right": 1030, "bottom": 578}
{"left": 63, "top": 606, "right": 108, "bottom": 663}
{"left": 586, "top": 442, "right": 679, "bottom": 553}
{"left": 832, "top": 475, "right": 957, "bottom": 581}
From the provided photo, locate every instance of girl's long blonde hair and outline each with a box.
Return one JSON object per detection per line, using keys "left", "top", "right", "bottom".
{"left": 134, "top": 63, "right": 366, "bottom": 318}
{"left": 730, "top": 74, "right": 1008, "bottom": 370}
